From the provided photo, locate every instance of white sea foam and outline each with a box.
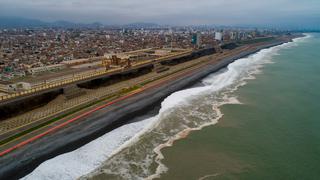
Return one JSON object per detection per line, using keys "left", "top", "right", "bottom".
{"left": 145, "top": 37, "right": 307, "bottom": 179}
{"left": 21, "top": 117, "right": 157, "bottom": 180}
{"left": 22, "top": 36, "right": 307, "bottom": 180}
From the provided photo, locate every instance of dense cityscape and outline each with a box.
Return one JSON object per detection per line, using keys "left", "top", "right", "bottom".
{"left": 0, "top": 26, "right": 274, "bottom": 81}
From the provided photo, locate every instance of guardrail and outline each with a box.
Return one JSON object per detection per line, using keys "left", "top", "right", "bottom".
{"left": 0, "top": 50, "right": 193, "bottom": 102}
{"left": 0, "top": 68, "right": 119, "bottom": 102}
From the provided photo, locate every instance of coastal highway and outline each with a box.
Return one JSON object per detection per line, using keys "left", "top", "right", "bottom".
{"left": 0, "top": 48, "right": 211, "bottom": 146}
{"left": 0, "top": 66, "right": 193, "bottom": 157}
{"left": 0, "top": 38, "right": 293, "bottom": 179}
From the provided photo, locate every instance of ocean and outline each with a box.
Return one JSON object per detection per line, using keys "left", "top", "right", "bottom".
{"left": 22, "top": 33, "right": 320, "bottom": 180}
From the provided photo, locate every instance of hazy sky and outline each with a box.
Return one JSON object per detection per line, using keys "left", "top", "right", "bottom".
{"left": 0, "top": 0, "right": 319, "bottom": 27}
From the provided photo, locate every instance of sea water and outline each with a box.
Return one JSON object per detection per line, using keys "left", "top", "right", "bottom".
{"left": 159, "top": 34, "right": 320, "bottom": 179}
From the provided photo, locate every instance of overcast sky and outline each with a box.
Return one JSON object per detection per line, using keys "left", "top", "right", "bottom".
{"left": 0, "top": 0, "right": 319, "bottom": 27}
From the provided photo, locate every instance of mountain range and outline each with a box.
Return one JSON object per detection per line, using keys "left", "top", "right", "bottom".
{"left": 0, "top": 17, "right": 162, "bottom": 29}
{"left": 0, "top": 17, "right": 104, "bottom": 28}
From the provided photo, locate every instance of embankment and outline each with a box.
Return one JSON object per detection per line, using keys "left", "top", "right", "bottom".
{"left": 0, "top": 48, "right": 214, "bottom": 121}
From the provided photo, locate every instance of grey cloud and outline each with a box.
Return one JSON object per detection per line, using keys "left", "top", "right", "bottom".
{"left": 0, "top": 0, "right": 319, "bottom": 26}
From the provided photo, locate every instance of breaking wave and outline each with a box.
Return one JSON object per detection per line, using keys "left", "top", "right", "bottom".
{"left": 22, "top": 118, "right": 158, "bottom": 180}
{"left": 22, "top": 35, "right": 309, "bottom": 180}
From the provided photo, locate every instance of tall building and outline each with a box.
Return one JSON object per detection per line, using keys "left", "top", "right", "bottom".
{"left": 214, "top": 32, "right": 223, "bottom": 41}
{"left": 192, "top": 32, "right": 201, "bottom": 48}
{"left": 230, "top": 32, "right": 237, "bottom": 40}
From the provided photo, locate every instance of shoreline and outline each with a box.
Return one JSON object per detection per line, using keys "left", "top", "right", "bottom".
{"left": 145, "top": 33, "right": 312, "bottom": 180}
{"left": 0, "top": 38, "right": 296, "bottom": 179}
{"left": 146, "top": 38, "right": 301, "bottom": 179}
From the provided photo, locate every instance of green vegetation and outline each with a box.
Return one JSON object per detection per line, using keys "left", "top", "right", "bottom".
{"left": 119, "top": 85, "right": 141, "bottom": 94}
{"left": 238, "top": 37, "right": 275, "bottom": 45}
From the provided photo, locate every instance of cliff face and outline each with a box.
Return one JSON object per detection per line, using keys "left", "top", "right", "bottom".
{"left": 0, "top": 48, "right": 216, "bottom": 120}
{"left": 162, "top": 48, "right": 216, "bottom": 65}
{"left": 221, "top": 43, "right": 238, "bottom": 50}
{"left": 0, "top": 89, "right": 62, "bottom": 121}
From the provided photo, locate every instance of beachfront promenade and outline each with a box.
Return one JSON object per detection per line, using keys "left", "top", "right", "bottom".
{"left": 0, "top": 49, "right": 192, "bottom": 102}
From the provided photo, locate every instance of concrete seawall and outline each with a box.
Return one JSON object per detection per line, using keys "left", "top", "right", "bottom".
{"left": 0, "top": 41, "right": 287, "bottom": 179}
